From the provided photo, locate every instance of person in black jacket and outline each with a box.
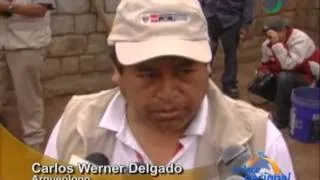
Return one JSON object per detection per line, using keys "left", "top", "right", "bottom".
{"left": 200, "top": 0, "right": 255, "bottom": 98}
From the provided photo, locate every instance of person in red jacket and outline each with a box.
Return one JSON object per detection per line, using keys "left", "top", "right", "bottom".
{"left": 257, "top": 17, "right": 320, "bottom": 129}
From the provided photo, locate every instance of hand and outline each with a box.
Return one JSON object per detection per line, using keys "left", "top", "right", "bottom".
{"left": 266, "top": 29, "right": 280, "bottom": 44}
{"left": 239, "top": 28, "right": 249, "bottom": 41}
{"left": 257, "top": 70, "right": 270, "bottom": 79}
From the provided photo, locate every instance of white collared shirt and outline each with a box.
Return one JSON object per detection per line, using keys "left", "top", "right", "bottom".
{"left": 45, "top": 92, "right": 295, "bottom": 179}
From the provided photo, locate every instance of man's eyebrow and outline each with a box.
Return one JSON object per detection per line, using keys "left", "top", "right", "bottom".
{"left": 135, "top": 65, "right": 157, "bottom": 71}
{"left": 177, "top": 61, "right": 196, "bottom": 67}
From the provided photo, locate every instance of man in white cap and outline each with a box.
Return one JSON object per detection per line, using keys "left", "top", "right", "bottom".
{"left": 45, "top": 0, "right": 295, "bottom": 179}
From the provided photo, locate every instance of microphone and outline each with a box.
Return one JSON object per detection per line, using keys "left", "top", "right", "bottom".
{"left": 85, "top": 153, "right": 110, "bottom": 166}
{"left": 225, "top": 175, "right": 245, "bottom": 180}
{"left": 221, "top": 145, "right": 252, "bottom": 178}
{"left": 68, "top": 153, "right": 109, "bottom": 166}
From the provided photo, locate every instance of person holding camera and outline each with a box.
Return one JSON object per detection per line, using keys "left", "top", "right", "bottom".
{"left": 256, "top": 17, "right": 320, "bottom": 129}
{"left": 0, "top": 0, "right": 55, "bottom": 151}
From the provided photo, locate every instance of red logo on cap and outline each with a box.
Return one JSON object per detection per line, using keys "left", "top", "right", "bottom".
{"left": 150, "top": 14, "right": 160, "bottom": 22}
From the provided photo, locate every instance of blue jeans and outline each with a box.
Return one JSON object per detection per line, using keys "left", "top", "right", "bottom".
{"left": 207, "top": 16, "right": 241, "bottom": 88}
{"left": 275, "top": 72, "right": 310, "bottom": 126}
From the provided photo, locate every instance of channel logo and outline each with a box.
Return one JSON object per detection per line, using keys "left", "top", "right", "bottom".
{"left": 261, "top": 0, "right": 287, "bottom": 14}
{"left": 233, "top": 152, "right": 292, "bottom": 180}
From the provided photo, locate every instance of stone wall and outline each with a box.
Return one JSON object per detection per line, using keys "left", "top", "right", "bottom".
{"left": 294, "top": 0, "right": 319, "bottom": 45}
{"left": 0, "top": 0, "right": 119, "bottom": 102}
{"left": 0, "top": 0, "right": 318, "bottom": 101}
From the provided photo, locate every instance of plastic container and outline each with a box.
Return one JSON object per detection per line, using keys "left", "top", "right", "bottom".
{"left": 290, "top": 87, "right": 320, "bottom": 143}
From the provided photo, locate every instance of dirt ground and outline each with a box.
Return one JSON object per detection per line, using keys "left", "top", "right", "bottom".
{"left": 2, "top": 61, "right": 320, "bottom": 180}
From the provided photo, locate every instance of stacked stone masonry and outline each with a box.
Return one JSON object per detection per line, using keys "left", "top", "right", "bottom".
{"left": 0, "top": 0, "right": 318, "bottom": 99}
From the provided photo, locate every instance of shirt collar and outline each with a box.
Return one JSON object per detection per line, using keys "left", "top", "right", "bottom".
{"left": 98, "top": 91, "right": 126, "bottom": 132}
{"left": 99, "top": 92, "right": 209, "bottom": 136}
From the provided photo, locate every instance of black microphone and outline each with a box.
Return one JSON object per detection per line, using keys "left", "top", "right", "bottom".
{"left": 85, "top": 153, "right": 110, "bottom": 166}
{"left": 225, "top": 175, "right": 245, "bottom": 180}
{"left": 221, "top": 145, "right": 252, "bottom": 178}
{"left": 68, "top": 153, "right": 109, "bottom": 166}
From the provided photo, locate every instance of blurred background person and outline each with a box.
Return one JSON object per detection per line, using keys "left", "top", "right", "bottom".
{"left": 199, "top": 0, "right": 255, "bottom": 98}
{"left": 256, "top": 17, "right": 320, "bottom": 129}
{"left": 0, "top": 114, "right": 7, "bottom": 127}
{"left": 0, "top": 0, "right": 55, "bottom": 151}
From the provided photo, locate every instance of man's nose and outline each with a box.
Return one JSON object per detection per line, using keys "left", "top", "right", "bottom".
{"left": 156, "top": 75, "right": 178, "bottom": 100}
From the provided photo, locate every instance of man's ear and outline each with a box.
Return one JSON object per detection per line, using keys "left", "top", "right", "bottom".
{"left": 111, "top": 66, "right": 120, "bottom": 86}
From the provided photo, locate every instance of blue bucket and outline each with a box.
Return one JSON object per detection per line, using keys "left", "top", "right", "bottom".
{"left": 290, "top": 87, "right": 320, "bottom": 143}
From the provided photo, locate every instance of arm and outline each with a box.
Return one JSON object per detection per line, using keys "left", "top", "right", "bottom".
{"left": 258, "top": 41, "right": 273, "bottom": 73}
{"left": 94, "top": 0, "right": 110, "bottom": 33}
{"left": 241, "top": 0, "right": 255, "bottom": 30}
{"left": 1, "top": 2, "right": 47, "bottom": 17}
{"left": 271, "top": 37, "right": 315, "bottom": 70}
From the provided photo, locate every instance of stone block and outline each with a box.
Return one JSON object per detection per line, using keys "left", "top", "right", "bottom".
{"left": 40, "top": 58, "right": 61, "bottom": 79}
{"left": 293, "top": 9, "right": 306, "bottom": 28}
{"left": 96, "top": 13, "right": 115, "bottom": 32}
{"left": 254, "top": 1, "right": 263, "bottom": 17}
{"left": 87, "top": 33, "right": 107, "bottom": 54}
{"left": 283, "top": 0, "right": 298, "bottom": 10}
{"left": 95, "top": 52, "right": 113, "bottom": 72}
{"left": 91, "top": 0, "right": 104, "bottom": 13}
{"left": 0, "top": 50, "right": 5, "bottom": 60}
{"left": 61, "top": 57, "right": 80, "bottom": 75}
{"left": 48, "top": 35, "right": 87, "bottom": 57}
{"left": 280, "top": 11, "right": 296, "bottom": 22}
{"left": 308, "top": 10, "right": 320, "bottom": 31}
{"left": 311, "top": 0, "right": 320, "bottom": 9}
{"left": 51, "top": 14, "right": 74, "bottom": 35}
{"left": 295, "top": 9, "right": 319, "bottom": 31}
{"left": 239, "top": 37, "right": 265, "bottom": 50}
{"left": 105, "top": 0, "right": 120, "bottom": 13}
{"left": 43, "top": 72, "right": 113, "bottom": 97}
{"left": 300, "top": 0, "right": 319, "bottom": 9}
{"left": 75, "top": 14, "right": 97, "bottom": 34}
{"left": 252, "top": 17, "right": 267, "bottom": 36}
{"left": 56, "top": 0, "right": 90, "bottom": 14}
{"left": 305, "top": 30, "right": 319, "bottom": 46}
{"left": 237, "top": 47, "right": 262, "bottom": 64}
{"left": 79, "top": 55, "right": 96, "bottom": 73}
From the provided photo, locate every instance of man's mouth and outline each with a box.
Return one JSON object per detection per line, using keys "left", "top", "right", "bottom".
{"left": 151, "top": 110, "right": 184, "bottom": 120}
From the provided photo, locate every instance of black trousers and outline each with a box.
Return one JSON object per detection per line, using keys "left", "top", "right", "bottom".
{"left": 207, "top": 16, "right": 241, "bottom": 88}
{"left": 275, "top": 72, "right": 310, "bottom": 125}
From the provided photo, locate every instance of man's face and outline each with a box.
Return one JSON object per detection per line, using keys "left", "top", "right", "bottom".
{"left": 265, "top": 28, "right": 287, "bottom": 43}
{"left": 117, "top": 56, "right": 209, "bottom": 133}
{"left": 277, "top": 29, "right": 286, "bottom": 42}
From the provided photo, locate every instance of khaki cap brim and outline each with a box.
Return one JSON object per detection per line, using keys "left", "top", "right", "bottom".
{"left": 115, "top": 39, "right": 212, "bottom": 66}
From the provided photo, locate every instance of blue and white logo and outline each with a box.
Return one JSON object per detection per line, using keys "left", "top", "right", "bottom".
{"left": 233, "top": 152, "right": 292, "bottom": 180}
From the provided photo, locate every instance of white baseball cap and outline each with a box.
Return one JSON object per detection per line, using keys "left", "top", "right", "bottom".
{"left": 107, "top": 0, "right": 212, "bottom": 66}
